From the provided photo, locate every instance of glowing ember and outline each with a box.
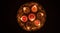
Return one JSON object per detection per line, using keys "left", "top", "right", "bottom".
{"left": 34, "top": 20, "right": 40, "bottom": 26}
{"left": 28, "top": 13, "right": 36, "bottom": 21}
{"left": 31, "top": 5, "right": 37, "bottom": 12}
{"left": 21, "top": 15, "right": 27, "bottom": 22}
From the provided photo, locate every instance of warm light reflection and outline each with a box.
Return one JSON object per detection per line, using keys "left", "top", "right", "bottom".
{"left": 17, "top": 2, "right": 46, "bottom": 31}
{"left": 40, "top": 13, "right": 44, "bottom": 16}
{"left": 28, "top": 13, "right": 36, "bottom": 21}
{"left": 32, "top": 27, "right": 36, "bottom": 30}
{"left": 23, "top": 7, "right": 30, "bottom": 14}
{"left": 31, "top": 5, "right": 37, "bottom": 12}
{"left": 26, "top": 26, "right": 30, "bottom": 30}
{"left": 20, "top": 15, "right": 28, "bottom": 22}
{"left": 23, "top": 7, "right": 26, "bottom": 11}
{"left": 34, "top": 19, "right": 40, "bottom": 27}
{"left": 30, "top": 19, "right": 35, "bottom": 21}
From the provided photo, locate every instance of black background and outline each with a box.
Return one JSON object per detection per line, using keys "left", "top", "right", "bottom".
{"left": 2, "top": 0, "right": 58, "bottom": 33}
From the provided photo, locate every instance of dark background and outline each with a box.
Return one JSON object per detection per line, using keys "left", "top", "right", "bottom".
{"left": 2, "top": 0, "right": 58, "bottom": 33}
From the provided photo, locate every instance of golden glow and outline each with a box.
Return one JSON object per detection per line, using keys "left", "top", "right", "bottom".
{"left": 40, "top": 13, "right": 44, "bottom": 16}
{"left": 23, "top": 7, "right": 30, "bottom": 14}
{"left": 28, "top": 13, "right": 36, "bottom": 22}
{"left": 31, "top": 5, "right": 37, "bottom": 12}
{"left": 34, "top": 20, "right": 40, "bottom": 27}
{"left": 38, "top": 23, "right": 40, "bottom": 27}
{"left": 17, "top": 2, "right": 46, "bottom": 31}
{"left": 20, "top": 15, "right": 27, "bottom": 22}
{"left": 23, "top": 7, "right": 26, "bottom": 11}
{"left": 30, "top": 19, "right": 35, "bottom": 21}
{"left": 26, "top": 26, "right": 30, "bottom": 30}
{"left": 32, "top": 27, "right": 36, "bottom": 30}
{"left": 20, "top": 17, "right": 22, "bottom": 21}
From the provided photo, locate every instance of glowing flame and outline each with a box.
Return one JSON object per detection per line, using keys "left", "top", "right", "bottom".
{"left": 34, "top": 20, "right": 40, "bottom": 27}
{"left": 31, "top": 5, "right": 37, "bottom": 12}
{"left": 28, "top": 13, "right": 36, "bottom": 21}
{"left": 20, "top": 15, "right": 27, "bottom": 22}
